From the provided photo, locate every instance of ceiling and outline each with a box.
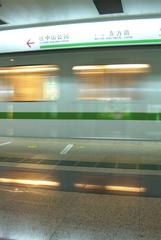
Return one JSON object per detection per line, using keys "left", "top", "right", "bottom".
{"left": 0, "top": 0, "right": 161, "bottom": 27}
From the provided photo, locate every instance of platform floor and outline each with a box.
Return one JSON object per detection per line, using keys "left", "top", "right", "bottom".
{"left": 0, "top": 137, "right": 160, "bottom": 239}
{"left": 0, "top": 137, "right": 161, "bottom": 173}
{"left": 0, "top": 185, "right": 160, "bottom": 240}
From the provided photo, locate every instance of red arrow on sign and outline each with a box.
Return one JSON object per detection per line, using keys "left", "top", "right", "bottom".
{"left": 27, "top": 39, "right": 35, "bottom": 48}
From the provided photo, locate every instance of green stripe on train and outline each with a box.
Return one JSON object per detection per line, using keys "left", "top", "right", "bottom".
{"left": 40, "top": 39, "right": 161, "bottom": 49}
{"left": 0, "top": 112, "right": 160, "bottom": 120}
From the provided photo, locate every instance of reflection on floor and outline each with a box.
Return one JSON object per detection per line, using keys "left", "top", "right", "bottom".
{"left": 0, "top": 137, "right": 160, "bottom": 239}
{"left": 0, "top": 185, "right": 160, "bottom": 240}
{"left": 0, "top": 137, "right": 161, "bottom": 172}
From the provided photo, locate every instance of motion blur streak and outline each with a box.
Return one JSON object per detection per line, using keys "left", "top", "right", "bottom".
{"left": 73, "top": 64, "right": 150, "bottom": 70}
{"left": 75, "top": 183, "right": 146, "bottom": 193}
{"left": 106, "top": 186, "right": 146, "bottom": 193}
{"left": 75, "top": 183, "right": 103, "bottom": 190}
{"left": 0, "top": 65, "right": 59, "bottom": 73}
{"left": 0, "top": 178, "right": 60, "bottom": 187}
{"left": 105, "top": 64, "right": 150, "bottom": 69}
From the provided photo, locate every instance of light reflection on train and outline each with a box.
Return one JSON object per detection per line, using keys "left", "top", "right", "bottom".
{"left": 0, "top": 65, "right": 60, "bottom": 101}
{"left": 73, "top": 64, "right": 150, "bottom": 101}
{"left": 0, "top": 63, "right": 150, "bottom": 102}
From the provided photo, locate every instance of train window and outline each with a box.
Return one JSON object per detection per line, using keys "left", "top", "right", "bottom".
{"left": 0, "top": 65, "right": 60, "bottom": 101}
{"left": 73, "top": 64, "right": 151, "bottom": 101}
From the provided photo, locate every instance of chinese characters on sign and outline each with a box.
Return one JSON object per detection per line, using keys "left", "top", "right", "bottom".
{"left": 38, "top": 29, "right": 132, "bottom": 47}
{"left": 39, "top": 34, "right": 70, "bottom": 44}
{"left": 1, "top": 18, "right": 161, "bottom": 53}
{"left": 94, "top": 29, "right": 132, "bottom": 41}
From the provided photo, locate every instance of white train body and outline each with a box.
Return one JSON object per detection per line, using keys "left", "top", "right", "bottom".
{"left": 0, "top": 46, "right": 161, "bottom": 140}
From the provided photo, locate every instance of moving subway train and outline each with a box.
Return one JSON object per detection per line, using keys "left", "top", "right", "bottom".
{"left": 0, "top": 46, "right": 161, "bottom": 140}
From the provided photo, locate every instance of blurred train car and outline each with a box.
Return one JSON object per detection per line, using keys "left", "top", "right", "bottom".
{"left": 0, "top": 46, "right": 161, "bottom": 140}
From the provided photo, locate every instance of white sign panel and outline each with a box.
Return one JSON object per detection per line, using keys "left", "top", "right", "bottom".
{"left": 0, "top": 18, "right": 161, "bottom": 53}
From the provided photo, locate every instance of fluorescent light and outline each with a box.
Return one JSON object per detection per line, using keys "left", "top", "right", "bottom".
{"left": 0, "top": 178, "right": 60, "bottom": 187}
{"left": 72, "top": 65, "right": 105, "bottom": 70}
{"left": 73, "top": 64, "right": 150, "bottom": 72}
{"left": 105, "top": 64, "right": 150, "bottom": 69}
{"left": 0, "top": 65, "right": 59, "bottom": 74}
{"left": 74, "top": 71, "right": 105, "bottom": 75}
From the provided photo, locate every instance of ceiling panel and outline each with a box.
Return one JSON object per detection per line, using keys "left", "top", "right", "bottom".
{"left": 122, "top": 0, "right": 161, "bottom": 15}
{"left": 93, "top": 0, "right": 123, "bottom": 15}
{"left": 0, "top": 0, "right": 160, "bottom": 27}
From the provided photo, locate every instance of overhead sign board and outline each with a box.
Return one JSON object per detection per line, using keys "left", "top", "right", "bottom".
{"left": 0, "top": 18, "right": 161, "bottom": 53}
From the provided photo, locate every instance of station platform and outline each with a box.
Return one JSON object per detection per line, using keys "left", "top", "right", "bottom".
{"left": 0, "top": 185, "right": 161, "bottom": 240}
{"left": 0, "top": 136, "right": 161, "bottom": 172}
{"left": 0, "top": 137, "right": 160, "bottom": 198}
{"left": 0, "top": 137, "right": 161, "bottom": 239}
